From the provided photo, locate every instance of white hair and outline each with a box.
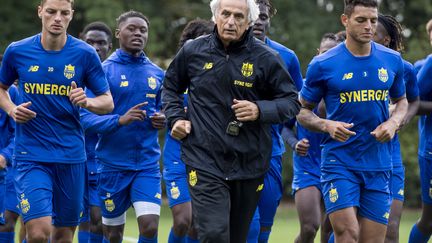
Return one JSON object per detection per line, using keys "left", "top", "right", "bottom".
{"left": 210, "top": 0, "right": 259, "bottom": 26}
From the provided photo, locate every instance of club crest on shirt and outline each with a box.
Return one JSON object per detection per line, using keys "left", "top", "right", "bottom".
{"left": 105, "top": 198, "right": 115, "bottom": 212}
{"left": 148, "top": 77, "right": 157, "bottom": 90}
{"left": 20, "top": 194, "right": 30, "bottom": 214}
{"left": 189, "top": 170, "right": 197, "bottom": 187}
{"left": 170, "top": 182, "right": 180, "bottom": 200}
{"left": 329, "top": 188, "right": 338, "bottom": 203}
{"left": 241, "top": 63, "right": 253, "bottom": 77}
{"left": 378, "top": 68, "right": 388, "bottom": 83}
{"left": 64, "top": 64, "right": 75, "bottom": 79}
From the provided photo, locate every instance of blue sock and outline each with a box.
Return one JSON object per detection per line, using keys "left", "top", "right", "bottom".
{"left": 168, "top": 228, "right": 185, "bottom": 243}
{"left": 102, "top": 237, "right": 110, "bottom": 243}
{"left": 22, "top": 239, "right": 26, "bottom": 243}
{"left": 185, "top": 236, "right": 199, "bottom": 243}
{"left": 247, "top": 218, "right": 260, "bottom": 243}
{"left": 78, "top": 231, "right": 90, "bottom": 243}
{"left": 89, "top": 232, "right": 104, "bottom": 243}
{"left": 138, "top": 235, "right": 157, "bottom": 243}
{"left": 258, "top": 230, "right": 271, "bottom": 243}
{"left": 409, "top": 223, "right": 431, "bottom": 243}
{"left": 328, "top": 232, "right": 334, "bottom": 243}
{"left": 0, "top": 232, "right": 15, "bottom": 243}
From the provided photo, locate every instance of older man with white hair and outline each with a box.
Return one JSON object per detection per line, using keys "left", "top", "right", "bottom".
{"left": 162, "top": 0, "right": 300, "bottom": 242}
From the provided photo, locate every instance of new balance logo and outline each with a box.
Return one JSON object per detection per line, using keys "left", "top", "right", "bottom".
{"left": 342, "top": 72, "right": 353, "bottom": 80}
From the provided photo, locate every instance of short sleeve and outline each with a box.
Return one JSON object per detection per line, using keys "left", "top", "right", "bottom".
{"left": 300, "top": 58, "right": 325, "bottom": 104}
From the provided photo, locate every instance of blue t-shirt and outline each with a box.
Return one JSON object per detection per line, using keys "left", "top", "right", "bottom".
{"left": 265, "top": 38, "right": 303, "bottom": 157}
{"left": 391, "top": 60, "right": 419, "bottom": 167}
{"left": 417, "top": 55, "right": 432, "bottom": 159}
{"left": 414, "top": 57, "right": 427, "bottom": 74}
{"left": 301, "top": 42, "right": 405, "bottom": 171}
{"left": 0, "top": 34, "right": 109, "bottom": 163}
{"left": 0, "top": 85, "right": 18, "bottom": 172}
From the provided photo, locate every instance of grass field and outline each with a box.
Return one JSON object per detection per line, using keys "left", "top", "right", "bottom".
{"left": 34, "top": 201, "right": 422, "bottom": 242}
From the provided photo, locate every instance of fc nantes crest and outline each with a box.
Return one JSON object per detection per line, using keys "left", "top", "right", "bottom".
{"left": 329, "top": 188, "right": 338, "bottom": 203}
{"left": 64, "top": 64, "right": 75, "bottom": 79}
{"left": 20, "top": 194, "right": 30, "bottom": 214}
{"left": 148, "top": 77, "right": 157, "bottom": 90}
{"left": 105, "top": 199, "right": 115, "bottom": 212}
{"left": 170, "top": 184, "right": 181, "bottom": 200}
{"left": 189, "top": 170, "right": 197, "bottom": 187}
{"left": 378, "top": 68, "right": 388, "bottom": 83}
{"left": 241, "top": 63, "right": 253, "bottom": 77}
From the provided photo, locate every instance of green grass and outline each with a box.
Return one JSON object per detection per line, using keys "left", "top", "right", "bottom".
{"left": 15, "top": 202, "right": 423, "bottom": 242}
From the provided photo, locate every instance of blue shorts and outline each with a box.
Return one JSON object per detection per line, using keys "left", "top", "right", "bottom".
{"left": 418, "top": 156, "right": 432, "bottom": 205}
{"left": 391, "top": 166, "right": 404, "bottom": 201}
{"left": 5, "top": 169, "right": 19, "bottom": 215}
{"left": 0, "top": 172, "right": 6, "bottom": 225}
{"left": 257, "top": 155, "right": 283, "bottom": 227}
{"left": 163, "top": 158, "right": 190, "bottom": 208}
{"left": 80, "top": 172, "right": 100, "bottom": 223}
{"left": 321, "top": 167, "right": 391, "bottom": 225}
{"left": 14, "top": 161, "right": 85, "bottom": 226}
{"left": 98, "top": 167, "right": 161, "bottom": 218}
{"left": 292, "top": 170, "right": 321, "bottom": 195}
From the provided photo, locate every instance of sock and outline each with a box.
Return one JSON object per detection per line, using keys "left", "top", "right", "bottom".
{"left": 168, "top": 228, "right": 185, "bottom": 243}
{"left": 89, "top": 232, "right": 104, "bottom": 243}
{"left": 22, "top": 239, "right": 27, "bottom": 243}
{"left": 409, "top": 223, "right": 431, "bottom": 243}
{"left": 102, "top": 237, "right": 110, "bottom": 243}
{"left": 258, "top": 230, "right": 271, "bottom": 243}
{"left": 78, "top": 231, "right": 90, "bottom": 243}
{"left": 328, "top": 232, "right": 334, "bottom": 243}
{"left": 185, "top": 236, "right": 199, "bottom": 243}
{"left": 247, "top": 217, "right": 260, "bottom": 243}
{"left": 0, "top": 232, "right": 15, "bottom": 243}
{"left": 138, "top": 235, "right": 157, "bottom": 243}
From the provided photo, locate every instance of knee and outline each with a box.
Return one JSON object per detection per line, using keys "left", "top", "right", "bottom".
{"left": 173, "top": 216, "right": 191, "bottom": 236}
{"left": 106, "top": 231, "right": 123, "bottom": 243}
{"left": 27, "top": 229, "right": 50, "bottom": 243}
{"left": 301, "top": 222, "right": 320, "bottom": 238}
{"left": 90, "top": 217, "right": 103, "bottom": 232}
{"left": 141, "top": 220, "right": 158, "bottom": 238}
{"left": 333, "top": 225, "right": 359, "bottom": 242}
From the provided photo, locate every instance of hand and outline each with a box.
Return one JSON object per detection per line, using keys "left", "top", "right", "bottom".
{"left": 295, "top": 138, "right": 310, "bottom": 156}
{"left": 370, "top": 119, "right": 399, "bottom": 143}
{"left": 231, "top": 99, "right": 259, "bottom": 122}
{"left": 119, "top": 102, "right": 148, "bottom": 126}
{"left": 69, "top": 81, "right": 87, "bottom": 108}
{"left": 324, "top": 120, "right": 356, "bottom": 142}
{"left": 171, "top": 120, "right": 191, "bottom": 140}
{"left": 0, "top": 155, "right": 6, "bottom": 169}
{"left": 8, "top": 101, "right": 37, "bottom": 123}
{"left": 150, "top": 112, "right": 166, "bottom": 129}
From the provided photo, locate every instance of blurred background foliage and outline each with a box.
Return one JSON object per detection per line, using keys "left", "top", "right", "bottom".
{"left": 1, "top": 0, "right": 431, "bottom": 207}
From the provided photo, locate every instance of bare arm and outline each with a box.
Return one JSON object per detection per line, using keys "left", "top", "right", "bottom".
{"left": 69, "top": 81, "right": 114, "bottom": 115}
{"left": 0, "top": 84, "right": 36, "bottom": 123}
{"left": 401, "top": 98, "right": 419, "bottom": 127}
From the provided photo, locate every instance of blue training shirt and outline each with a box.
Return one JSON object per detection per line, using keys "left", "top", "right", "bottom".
{"left": 265, "top": 38, "right": 303, "bottom": 157}
{"left": 417, "top": 55, "right": 432, "bottom": 159}
{"left": 0, "top": 34, "right": 109, "bottom": 163}
{"left": 301, "top": 42, "right": 405, "bottom": 171}
{"left": 80, "top": 49, "right": 164, "bottom": 171}
{"left": 0, "top": 85, "right": 18, "bottom": 172}
{"left": 391, "top": 60, "right": 419, "bottom": 167}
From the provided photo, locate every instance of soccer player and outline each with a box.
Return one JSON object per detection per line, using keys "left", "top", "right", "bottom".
{"left": 296, "top": 0, "right": 408, "bottom": 242}
{"left": 78, "top": 21, "right": 113, "bottom": 243}
{"left": 0, "top": 0, "right": 114, "bottom": 242}
{"left": 163, "top": 19, "right": 213, "bottom": 243}
{"left": 373, "top": 14, "right": 420, "bottom": 243}
{"left": 247, "top": 0, "right": 302, "bottom": 242}
{"left": 413, "top": 19, "right": 432, "bottom": 73}
{"left": 80, "top": 10, "right": 165, "bottom": 243}
{"left": 409, "top": 22, "right": 432, "bottom": 243}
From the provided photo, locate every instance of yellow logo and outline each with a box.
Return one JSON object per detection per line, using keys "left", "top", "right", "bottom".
{"left": 170, "top": 183, "right": 180, "bottom": 200}
{"left": 378, "top": 68, "right": 388, "bottom": 82}
{"left": 256, "top": 184, "right": 264, "bottom": 192}
{"left": 189, "top": 170, "right": 197, "bottom": 187}
{"left": 20, "top": 197, "right": 30, "bottom": 214}
{"left": 28, "top": 65, "right": 39, "bottom": 72}
{"left": 105, "top": 199, "right": 115, "bottom": 212}
{"left": 203, "top": 62, "right": 213, "bottom": 70}
{"left": 120, "top": 81, "right": 129, "bottom": 87}
{"left": 329, "top": 188, "right": 338, "bottom": 203}
{"left": 241, "top": 63, "right": 253, "bottom": 77}
{"left": 383, "top": 212, "right": 390, "bottom": 219}
{"left": 64, "top": 64, "right": 75, "bottom": 79}
{"left": 148, "top": 77, "right": 157, "bottom": 90}
{"left": 398, "top": 189, "right": 404, "bottom": 196}
{"left": 155, "top": 193, "right": 162, "bottom": 199}
{"left": 342, "top": 72, "right": 353, "bottom": 80}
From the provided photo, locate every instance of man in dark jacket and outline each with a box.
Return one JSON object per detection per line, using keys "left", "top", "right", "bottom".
{"left": 162, "top": 0, "right": 300, "bottom": 242}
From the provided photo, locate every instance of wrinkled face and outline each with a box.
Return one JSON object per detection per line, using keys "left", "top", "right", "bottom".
{"left": 116, "top": 17, "right": 148, "bottom": 56}
{"left": 82, "top": 30, "right": 112, "bottom": 61}
{"left": 215, "top": 0, "right": 249, "bottom": 47}
{"left": 373, "top": 22, "right": 390, "bottom": 47}
{"left": 318, "top": 39, "right": 339, "bottom": 54}
{"left": 253, "top": 2, "right": 270, "bottom": 41}
{"left": 342, "top": 5, "right": 378, "bottom": 45}
{"left": 38, "top": 0, "right": 73, "bottom": 36}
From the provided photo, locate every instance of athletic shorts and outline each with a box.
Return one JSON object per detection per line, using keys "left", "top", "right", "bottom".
{"left": 98, "top": 167, "right": 161, "bottom": 218}
{"left": 321, "top": 167, "right": 391, "bottom": 225}
{"left": 163, "top": 158, "right": 190, "bottom": 208}
{"left": 258, "top": 155, "right": 283, "bottom": 227}
{"left": 391, "top": 166, "right": 405, "bottom": 201}
{"left": 418, "top": 155, "right": 432, "bottom": 205}
{"left": 80, "top": 171, "right": 100, "bottom": 223}
{"left": 292, "top": 169, "right": 321, "bottom": 195}
{"left": 14, "top": 161, "right": 85, "bottom": 226}
{"left": 5, "top": 169, "right": 19, "bottom": 215}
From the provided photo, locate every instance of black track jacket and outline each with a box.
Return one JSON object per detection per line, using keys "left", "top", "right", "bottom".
{"left": 162, "top": 28, "right": 300, "bottom": 180}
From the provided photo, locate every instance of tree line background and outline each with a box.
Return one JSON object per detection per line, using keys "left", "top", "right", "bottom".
{"left": 1, "top": 0, "right": 432, "bottom": 207}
